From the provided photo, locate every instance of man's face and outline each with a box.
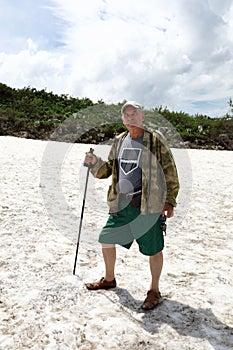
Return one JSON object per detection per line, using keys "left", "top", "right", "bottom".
{"left": 122, "top": 105, "right": 144, "bottom": 129}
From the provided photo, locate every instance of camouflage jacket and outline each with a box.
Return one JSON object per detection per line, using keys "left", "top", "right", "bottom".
{"left": 91, "top": 129, "right": 179, "bottom": 215}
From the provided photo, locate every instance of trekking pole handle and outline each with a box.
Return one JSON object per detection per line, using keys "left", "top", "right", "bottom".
{"left": 83, "top": 148, "right": 95, "bottom": 168}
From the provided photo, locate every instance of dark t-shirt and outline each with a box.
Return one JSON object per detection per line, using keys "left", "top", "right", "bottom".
{"left": 118, "top": 133, "right": 143, "bottom": 194}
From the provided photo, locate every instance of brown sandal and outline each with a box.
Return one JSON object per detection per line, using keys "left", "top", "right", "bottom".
{"left": 85, "top": 277, "right": 117, "bottom": 290}
{"left": 142, "top": 290, "right": 161, "bottom": 310}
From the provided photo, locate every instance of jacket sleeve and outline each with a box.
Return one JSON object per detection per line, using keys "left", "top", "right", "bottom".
{"left": 90, "top": 141, "right": 116, "bottom": 179}
{"left": 154, "top": 132, "right": 180, "bottom": 207}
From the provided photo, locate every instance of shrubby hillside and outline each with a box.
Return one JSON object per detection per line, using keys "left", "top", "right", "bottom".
{"left": 0, "top": 82, "right": 232, "bottom": 149}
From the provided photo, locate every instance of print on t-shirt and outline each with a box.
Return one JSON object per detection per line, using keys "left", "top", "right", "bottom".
{"left": 119, "top": 148, "right": 142, "bottom": 175}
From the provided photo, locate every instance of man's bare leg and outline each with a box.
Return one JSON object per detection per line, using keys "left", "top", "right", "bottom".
{"left": 142, "top": 251, "right": 163, "bottom": 309}
{"left": 149, "top": 251, "right": 163, "bottom": 291}
{"left": 85, "top": 244, "right": 116, "bottom": 289}
{"left": 102, "top": 244, "right": 116, "bottom": 281}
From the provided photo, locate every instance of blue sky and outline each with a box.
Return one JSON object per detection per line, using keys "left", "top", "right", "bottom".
{"left": 0, "top": 0, "right": 233, "bottom": 117}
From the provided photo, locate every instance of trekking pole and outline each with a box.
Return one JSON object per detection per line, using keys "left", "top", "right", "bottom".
{"left": 73, "top": 148, "right": 94, "bottom": 275}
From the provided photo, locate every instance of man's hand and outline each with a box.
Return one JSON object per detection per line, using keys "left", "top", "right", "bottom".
{"left": 84, "top": 152, "right": 97, "bottom": 166}
{"left": 162, "top": 202, "right": 174, "bottom": 218}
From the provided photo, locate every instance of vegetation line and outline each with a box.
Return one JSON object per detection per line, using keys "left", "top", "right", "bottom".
{"left": 0, "top": 83, "right": 232, "bottom": 150}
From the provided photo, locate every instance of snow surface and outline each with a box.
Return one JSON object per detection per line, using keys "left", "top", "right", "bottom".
{"left": 0, "top": 136, "right": 232, "bottom": 350}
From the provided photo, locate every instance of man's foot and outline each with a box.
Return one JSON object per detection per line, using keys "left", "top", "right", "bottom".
{"left": 142, "top": 290, "right": 161, "bottom": 310}
{"left": 85, "top": 277, "right": 117, "bottom": 290}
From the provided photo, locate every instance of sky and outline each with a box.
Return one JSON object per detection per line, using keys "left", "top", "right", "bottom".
{"left": 0, "top": 0, "right": 233, "bottom": 117}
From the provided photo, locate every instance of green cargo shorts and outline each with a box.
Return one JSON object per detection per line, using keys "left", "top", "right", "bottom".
{"left": 99, "top": 197, "right": 164, "bottom": 256}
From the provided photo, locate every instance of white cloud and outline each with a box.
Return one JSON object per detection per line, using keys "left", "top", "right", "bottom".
{"left": 0, "top": 39, "right": 67, "bottom": 93}
{"left": 0, "top": 0, "right": 233, "bottom": 116}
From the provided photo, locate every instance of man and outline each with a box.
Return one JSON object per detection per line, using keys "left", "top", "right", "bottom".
{"left": 84, "top": 101, "right": 179, "bottom": 310}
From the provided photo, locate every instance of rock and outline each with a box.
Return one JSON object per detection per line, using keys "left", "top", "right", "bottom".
{"left": 218, "top": 134, "right": 233, "bottom": 150}
{"left": 17, "top": 131, "right": 30, "bottom": 138}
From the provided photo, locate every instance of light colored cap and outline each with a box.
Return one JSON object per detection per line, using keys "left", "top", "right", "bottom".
{"left": 121, "top": 101, "right": 142, "bottom": 114}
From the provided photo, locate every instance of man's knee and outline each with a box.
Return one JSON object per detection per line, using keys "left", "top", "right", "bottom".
{"left": 150, "top": 250, "right": 163, "bottom": 259}
{"left": 102, "top": 243, "right": 115, "bottom": 248}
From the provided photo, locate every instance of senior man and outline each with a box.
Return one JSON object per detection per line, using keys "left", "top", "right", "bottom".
{"left": 84, "top": 101, "right": 179, "bottom": 310}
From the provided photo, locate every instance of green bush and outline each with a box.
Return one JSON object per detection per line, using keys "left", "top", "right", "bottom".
{"left": 0, "top": 82, "right": 232, "bottom": 149}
